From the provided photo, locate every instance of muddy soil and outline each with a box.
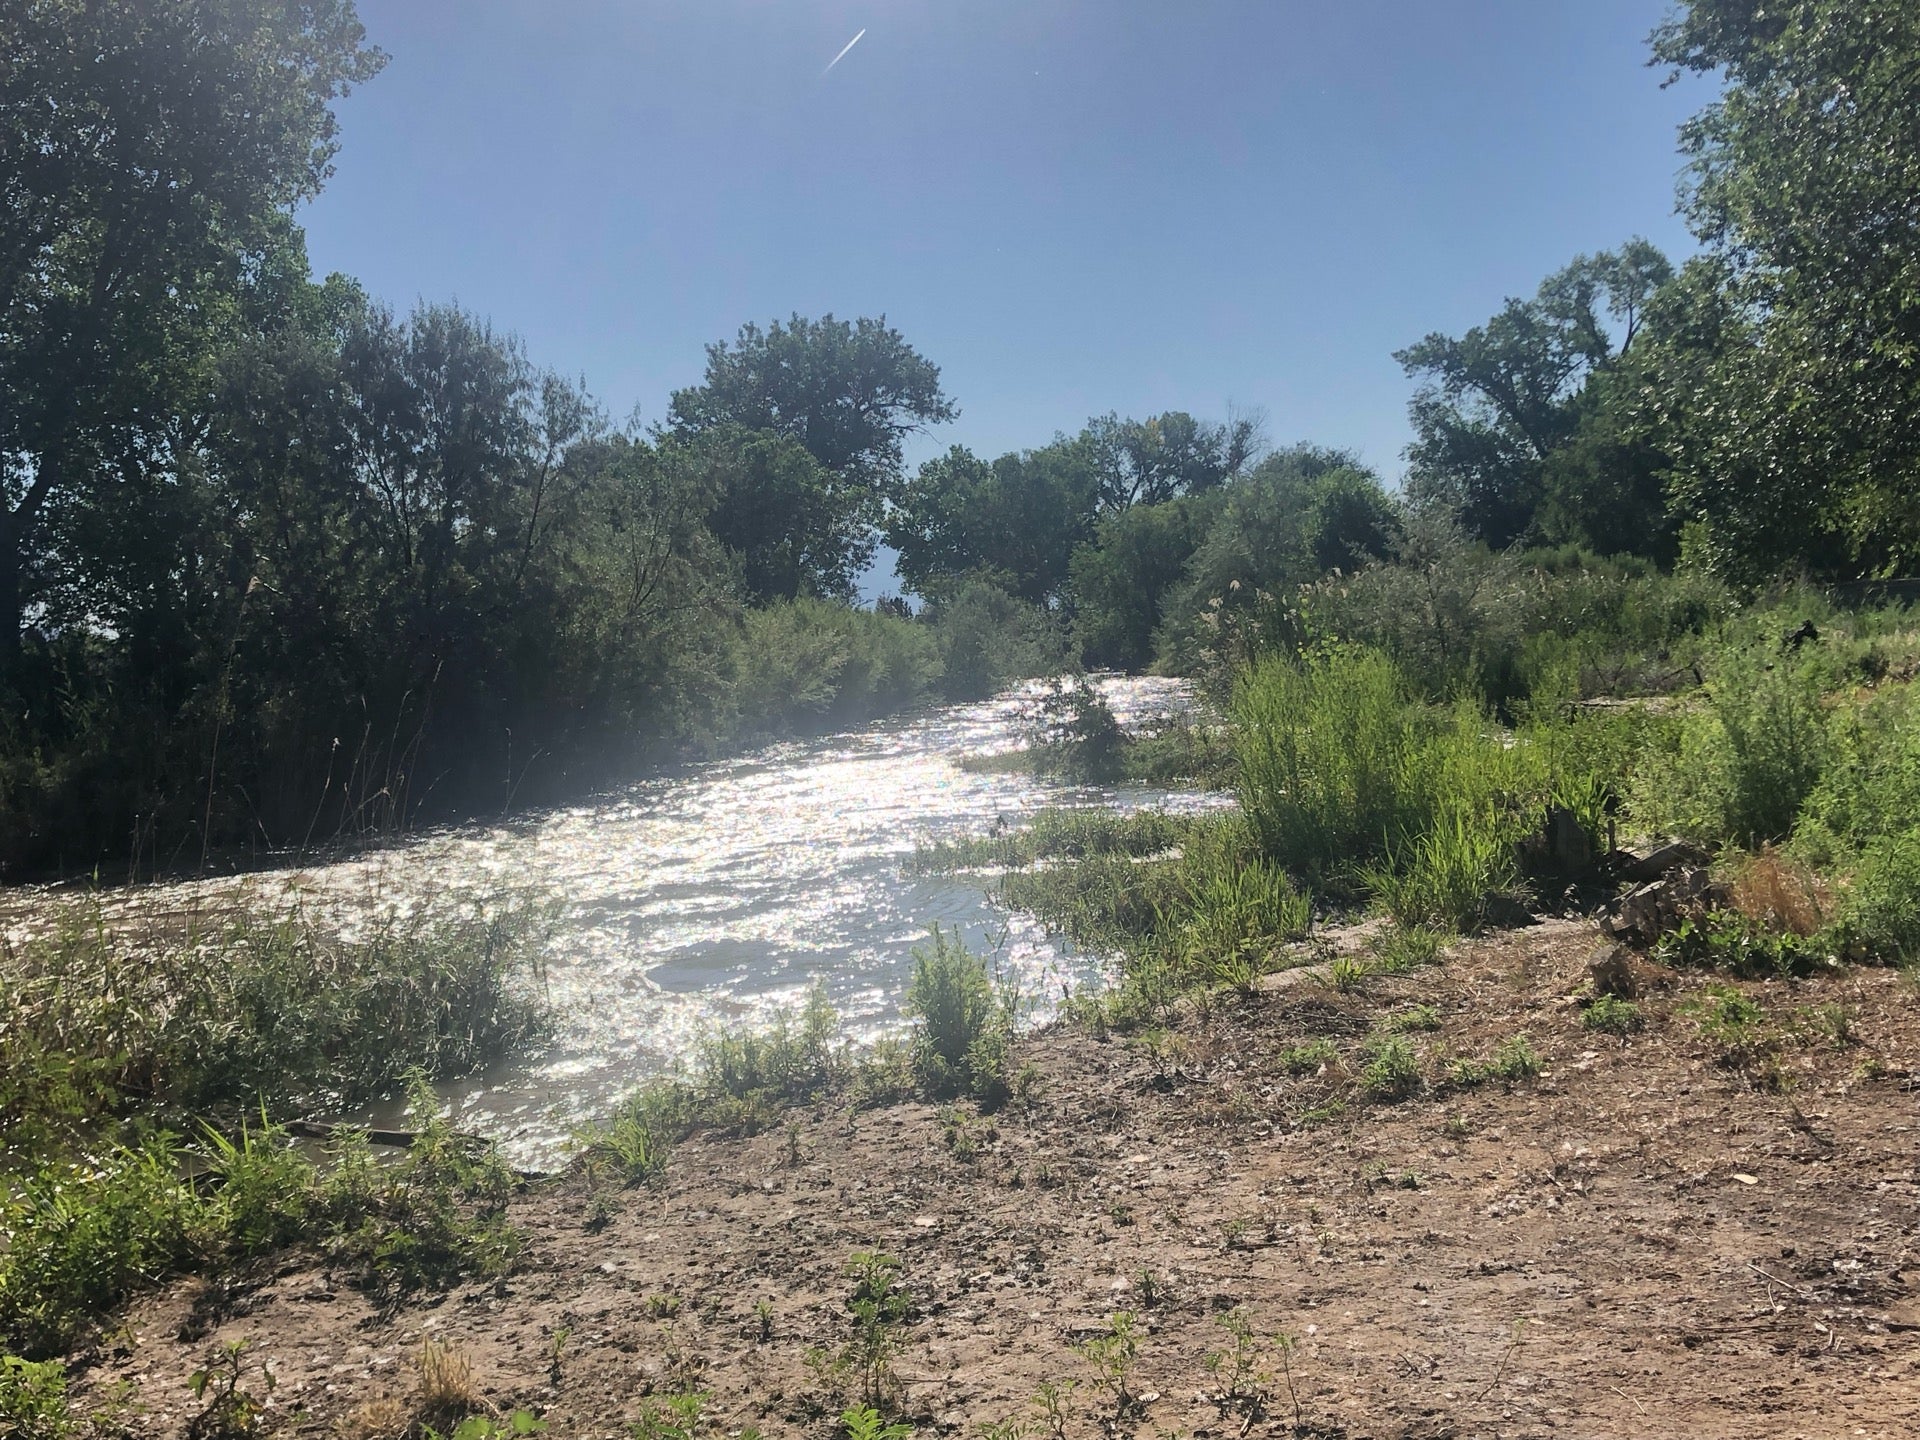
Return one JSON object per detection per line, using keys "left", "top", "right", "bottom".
{"left": 69, "top": 919, "right": 1920, "bottom": 1438}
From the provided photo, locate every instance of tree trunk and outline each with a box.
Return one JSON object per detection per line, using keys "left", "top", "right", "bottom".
{"left": 0, "top": 507, "right": 20, "bottom": 683}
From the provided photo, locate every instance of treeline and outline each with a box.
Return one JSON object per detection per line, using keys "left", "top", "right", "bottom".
{"left": 4, "top": 0, "right": 1917, "bottom": 875}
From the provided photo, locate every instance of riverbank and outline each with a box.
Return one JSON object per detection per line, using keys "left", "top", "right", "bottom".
{"left": 39, "top": 914, "right": 1920, "bottom": 1439}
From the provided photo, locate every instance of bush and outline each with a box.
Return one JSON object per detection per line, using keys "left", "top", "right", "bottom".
{"left": 0, "top": 1356, "right": 78, "bottom": 1440}
{"left": 1650, "top": 643, "right": 1831, "bottom": 846}
{"left": 0, "top": 898, "right": 550, "bottom": 1166}
{"left": 0, "top": 1138, "right": 203, "bottom": 1357}
{"left": 1233, "top": 646, "right": 1428, "bottom": 880}
{"left": 1833, "top": 830, "right": 1920, "bottom": 965}
{"left": 725, "top": 599, "right": 943, "bottom": 741}
{"left": 921, "top": 579, "right": 1068, "bottom": 702}
{"left": 905, "top": 929, "right": 1016, "bottom": 1108}
{"left": 1797, "top": 684, "right": 1920, "bottom": 863}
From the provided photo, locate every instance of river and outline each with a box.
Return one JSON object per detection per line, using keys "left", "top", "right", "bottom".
{"left": 17, "top": 676, "right": 1227, "bottom": 1166}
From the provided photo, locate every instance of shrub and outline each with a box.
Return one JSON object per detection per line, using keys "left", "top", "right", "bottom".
{"left": 1654, "top": 644, "right": 1831, "bottom": 846}
{"left": 1832, "top": 830, "right": 1920, "bottom": 965}
{"left": 0, "top": 1356, "right": 79, "bottom": 1439}
{"left": 905, "top": 929, "right": 1016, "bottom": 1108}
{"left": 1233, "top": 647, "right": 1426, "bottom": 880}
{"left": 1581, "top": 994, "right": 1643, "bottom": 1036}
{"left": 725, "top": 599, "right": 943, "bottom": 740}
{"left": 1797, "top": 684, "right": 1920, "bottom": 862}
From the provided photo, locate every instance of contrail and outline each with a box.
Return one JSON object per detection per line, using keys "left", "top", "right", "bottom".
{"left": 824, "top": 28, "right": 866, "bottom": 75}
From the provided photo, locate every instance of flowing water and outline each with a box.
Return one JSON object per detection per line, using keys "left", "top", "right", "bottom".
{"left": 19, "top": 677, "right": 1228, "bottom": 1166}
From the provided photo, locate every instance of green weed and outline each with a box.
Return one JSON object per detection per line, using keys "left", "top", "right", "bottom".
{"left": 1581, "top": 994, "right": 1643, "bottom": 1036}
{"left": 1382, "top": 1005, "right": 1442, "bottom": 1034}
{"left": 1359, "top": 1037, "right": 1422, "bottom": 1101}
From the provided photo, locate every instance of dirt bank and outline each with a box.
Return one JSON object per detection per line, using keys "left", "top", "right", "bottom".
{"left": 67, "top": 919, "right": 1920, "bottom": 1439}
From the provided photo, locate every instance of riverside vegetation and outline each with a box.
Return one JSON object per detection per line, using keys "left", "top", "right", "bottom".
{"left": 9, "top": 0, "right": 1920, "bottom": 1435}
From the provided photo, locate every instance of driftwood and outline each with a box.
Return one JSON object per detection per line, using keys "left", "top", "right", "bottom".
{"left": 284, "top": 1118, "right": 463, "bottom": 1149}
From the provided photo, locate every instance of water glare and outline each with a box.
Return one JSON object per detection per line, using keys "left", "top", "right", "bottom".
{"left": 31, "top": 677, "right": 1227, "bottom": 1164}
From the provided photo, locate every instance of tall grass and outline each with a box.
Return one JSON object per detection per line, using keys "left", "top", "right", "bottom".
{"left": 0, "top": 898, "right": 550, "bottom": 1165}
{"left": 0, "top": 1087, "right": 522, "bottom": 1358}
{"left": 1232, "top": 647, "right": 1427, "bottom": 880}
{"left": 1233, "top": 647, "right": 1588, "bottom": 928}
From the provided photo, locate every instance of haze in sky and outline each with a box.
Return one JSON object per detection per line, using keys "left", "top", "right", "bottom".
{"left": 300, "top": 1, "right": 1711, "bottom": 481}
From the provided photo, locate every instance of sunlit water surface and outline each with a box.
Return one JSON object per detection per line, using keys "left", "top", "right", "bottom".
{"left": 24, "top": 677, "right": 1227, "bottom": 1165}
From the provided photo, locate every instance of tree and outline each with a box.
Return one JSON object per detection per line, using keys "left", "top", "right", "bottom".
{"left": 666, "top": 313, "right": 955, "bottom": 605}
{"left": 1081, "top": 410, "right": 1261, "bottom": 511}
{"left": 1068, "top": 492, "right": 1223, "bottom": 670}
{"left": 0, "top": 0, "right": 384, "bottom": 670}
{"left": 886, "top": 440, "right": 1102, "bottom": 606}
{"left": 667, "top": 314, "right": 954, "bottom": 486}
{"left": 1396, "top": 241, "right": 1673, "bottom": 551}
{"left": 676, "top": 426, "right": 875, "bottom": 602}
{"left": 1155, "top": 446, "right": 1396, "bottom": 670}
{"left": 1643, "top": 0, "right": 1920, "bottom": 579}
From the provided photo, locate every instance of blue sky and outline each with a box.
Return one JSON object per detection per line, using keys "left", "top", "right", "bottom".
{"left": 302, "top": 1, "right": 1712, "bottom": 480}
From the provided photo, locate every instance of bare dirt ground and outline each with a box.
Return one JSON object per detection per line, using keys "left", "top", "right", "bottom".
{"left": 70, "top": 919, "right": 1920, "bottom": 1439}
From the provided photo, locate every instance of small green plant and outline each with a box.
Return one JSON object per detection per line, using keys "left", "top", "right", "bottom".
{"left": 1383, "top": 1004, "right": 1441, "bottom": 1033}
{"left": 0, "top": 1357, "right": 78, "bottom": 1440}
{"left": 1030, "top": 1380, "right": 1075, "bottom": 1440}
{"left": 1133, "top": 1269, "right": 1164, "bottom": 1307}
{"left": 838, "top": 1252, "right": 909, "bottom": 1411}
{"left": 753, "top": 1299, "right": 775, "bottom": 1343}
{"left": 842, "top": 1405, "right": 913, "bottom": 1440}
{"left": 628, "top": 1391, "right": 706, "bottom": 1440}
{"left": 1324, "top": 956, "right": 1371, "bottom": 993}
{"left": 1076, "top": 1311, "right": 1141, "bottom": 1420}
{"left": 545, "top": 1326, "right": 571, "bottom": 1386}
{"left": 1204, "top": 1308, "right": 1268, "bottom": 1413}
{"left": 1277, "top": 1036, "right": 1337, "bottom": 1075}
{"left": 644, "top": 1292, "right": 682, "bottom": 1320}
{"left": 428, "top": 1415, "right": 548, "bottom": 1440}
{"left": 1685, "top": 983, "right": 1784, "bottom": 1084}
{"left": 1582, "top": 994, "right": 1643, "bottom": 1036}
{"left": 185, "top": 1340, "right": 273, "bottom": 1440}
{"left": 1360, "top": 1036, "right": 1422, "bottom": 1101}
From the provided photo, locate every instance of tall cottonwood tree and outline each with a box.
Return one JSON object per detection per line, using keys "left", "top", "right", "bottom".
{"left": 0, "top": 0, "right": 383, "bottom": 673}
{"left": 1643, "top": 0, "right": 1920, "bottom": 579}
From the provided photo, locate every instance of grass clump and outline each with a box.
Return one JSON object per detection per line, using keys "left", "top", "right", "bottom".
{"left": 0, "top": 898, "right": 549, "bottom": 1168}
{"left": 1278, "top": 1037, "right": 1338, "bottom": 1075}
{"left": 1233, "top": 646, "right": 1427, "bottom": 883}
{"left": 1581, "top": 994, "right": 1644, "bottom": 1036}
{"left": 0, "top": 1085, "right": 523, "bottom": 1358}
{"left": 1447, "top": 1034, "right": 1542, "bottom": 1088}
{"left": 905, "top": 929, "right": 1018, "bottom": 1109}
{"left": 1382, "top": 1004, "right": 1442, "bottom": 1034}
{"left": 1359, "top": 1036, "right": 1422, "bottom": 1101}
{"left": 907, "top": 807, "right": 1187, "bottom": 875}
